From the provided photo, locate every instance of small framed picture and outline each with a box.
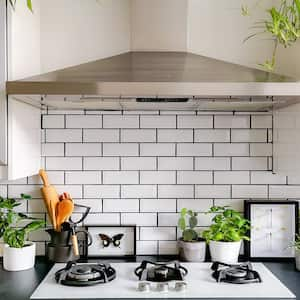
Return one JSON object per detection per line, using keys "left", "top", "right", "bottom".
{"left": 86, "top": 225, "right": 136, "bottom": 258}
{"left": 244, "top": 200, "right": 299, "bottom": 260}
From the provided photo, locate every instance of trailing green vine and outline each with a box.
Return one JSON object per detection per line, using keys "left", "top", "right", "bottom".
{"left": 243, "top": 0, "right": 300, "bottom": 71}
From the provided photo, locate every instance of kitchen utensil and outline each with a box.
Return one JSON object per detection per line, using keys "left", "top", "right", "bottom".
{"left": 39, "top": 169, "right": 60, "bottom": 230}
{"left": 61, "top": 222, "right": 79, "bottom": 256}
{"left": 56, "top": 193, "right": 74, "bottom": 232}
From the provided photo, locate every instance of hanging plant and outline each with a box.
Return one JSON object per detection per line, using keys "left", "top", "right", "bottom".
{"left": 9, "top": 0, "right": 33, "bottom": 12}
{"left": 243, "top": 0, "right": 300, "bottom": 71}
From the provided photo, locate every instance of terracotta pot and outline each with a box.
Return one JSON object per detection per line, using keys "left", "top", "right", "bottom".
{"left": 178, "top": 238, "right": 206, "bottom": 262}
{"left": 209, "top": 240, "right": 241, "bottom": 264}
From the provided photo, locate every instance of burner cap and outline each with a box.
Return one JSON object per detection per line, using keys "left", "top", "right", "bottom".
{"left": 226, "top": 268, "right": 248, "bottom": 278}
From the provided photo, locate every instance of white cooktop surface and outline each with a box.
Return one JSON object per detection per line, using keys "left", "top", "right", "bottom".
{"left": 30, "top": 262, "right": 295, "bottom": 299}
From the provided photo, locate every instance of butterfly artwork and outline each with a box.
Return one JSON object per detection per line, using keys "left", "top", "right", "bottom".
{"left": 98, "top": 233, "right": 124, "bottom": 248}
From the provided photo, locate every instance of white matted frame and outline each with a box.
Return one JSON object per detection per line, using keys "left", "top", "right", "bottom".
{"left": 86, "top": 225, "right": 136, "bottom": 258}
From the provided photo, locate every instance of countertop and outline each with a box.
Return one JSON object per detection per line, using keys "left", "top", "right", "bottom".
{"left": 0, "top": 257, "right": 299, "bottom": 300}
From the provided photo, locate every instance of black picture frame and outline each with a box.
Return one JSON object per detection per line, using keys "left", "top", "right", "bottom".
{"left": 84, "top": 225, "right": 137, "bottom": 259}
{"left": 244, "top": 200, "right": 299, "bottom": 261}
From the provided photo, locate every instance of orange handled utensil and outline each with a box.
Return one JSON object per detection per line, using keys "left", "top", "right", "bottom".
{"left": 56, "top": 193, "right": 74, "bottom": 232}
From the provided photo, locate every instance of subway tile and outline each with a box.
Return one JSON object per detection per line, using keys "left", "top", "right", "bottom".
{"left": 103, "top": 115, "right": 139, "bottom": 128}
{"left": 250, "top": 143, "right": 272, "bottom": 156}
{"left": 159, "top": 241, "right": 178, "bottom": 255}
{"left": 140, "top": 171, "right": 176, "bottom": 184}
{"left": 103, "top": 199, "right": 139, "bottom": 212}
{"left": 177, "top": 171, "right": 212, "bottom": 184}
{"left": 140, "top": 143, "right": 175, "bottom": 156}
{"left": 84, "top": 213, "right": 120, "bottom": 225}
{"left": 232, "top": 185, "right": 268, "bottom": 198}
{"left": 251, "top": 171, "right": 286, "bottom": 184}
{"left": 157, "top": 129, "right": 193, "bottom": 142}
{"left": 140, "top": 227, "right": 176, "bottom": 241}
{"left": 158, "top": 185, "right": 194, "bottom": 198}
{"left": 157, "top": 213, "right": 180, "bottom": 226}
{"left": 215, "top": 115, "right": 250, "bottom": 128}
{"left": 195, "top": 185, "right": 231, "bottom": 198}
{"left": 84, "top": 185, "right": 120, "bottom": 198}
{"left": 121, "top": 129, "right": 156, "bottom": 142}
{"left": 103, "top": 143, "right": 138, "bottom": 156}
{"left": 43, "top": 115, "right": 65, "bottom": 129}
{"left": 27, "top": 199, "right": 46, "bottom": 213}
{"left": 66, "top": 115, "right": 102, "bottom": 128}
{"left": 84, "top": 157, "right": 119, "bottom": 170}
{"left": 195, "top": 157, "right": 231, "bottom": 170}
{"left": 214, "top": 199, "right": 244, "bottom": 212}
{"left": 194, "top": 129, "right": 230, "bottom": 142}
{"left": 214, "top": 171, "right": 250, "bottom": 184}
{"left": 214, "top": 143, "right": 249, "bottom": 156}
{"left": 86, "top": 110, "right": 121, "bottom": 115}
{"left": 231, "top": 129, "right": 267, "bottom": 142}
{"left": 46, "top": 129, "right": 82, "bottom": 142}
{"left": 83, "top": 129, "right": 119, "bottom": 142}
{"left": 121, "top": 185, "right": 157, "bottom": 198}
{"left": 137, "top": 241, "right": 158, "bottom": 255}
{"left": 288, "top": 175, "right": 300, "bottom": 184}
{"left": 178, "top": 116, "right": 213, "bottom": 128}
{"left": 42, "top": 143, "right": 64, "bottom": 157}
{"left": 48, "top": 109, "right": 84, "bottom": 115}
{"left": 65, "top": 171, "right": 101, "bottom": 184}
{"left": 177, "top": 198, "right": 213, "bottom": 212}
{"left": 140, "top": 199, "right": 177, "bottom": 212}
{"left": 251, "top": 115, "right": 272, "bottom": 128}
{"left": 121, "top": 213, "right": 157, "bottom": 226}
{"left": 121, "top": 157, "right": 156, "bottom": 170}
{"left": 123, "top": 110, "right": 159, "bottom": 115}
{"left": 8, "top": 185, "right": 41, "bottom": 198}
{"left": 66, "top": 143, "right": 101, "bottom": 156}
{"left": 46, "top": 157, "right": 82, "bottom": 170}
{"left": 74, "top": 199, "right": 102, "bottom": 213}
{"left": 158, "top": 157, "right": 193, "bottom": 170}
{"left": 103, "top": 171, "right": 139, "bottom": 184}
{"left": 140, "top": 116, "right": 176, "bottom": 128}
{"left": 232, "top": 157, "right": 268, "bottom": 170}
{"left": 55, "top": 185, "right": 83, "bottom": 198}
{"left": 269, "top": 185, "right": 300, "bottom": 198}
{"left": 161, "top": 110, "right": 196, "bottom": 115}
{"left": 177, "top": 143, "right": 212, "bottom": 156}
{"left": 28, "top": 171, "right": 64, "bottom": 185}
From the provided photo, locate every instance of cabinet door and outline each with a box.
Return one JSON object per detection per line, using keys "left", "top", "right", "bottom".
{"left": 8, "top": 98, "right": 41, "bottom": 180}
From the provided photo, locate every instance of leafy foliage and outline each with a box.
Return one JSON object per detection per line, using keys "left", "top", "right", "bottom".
{"left": 292, "top": 234, "right": 300, "bottom": 250}
{"left": 243, "top": 0, "right": 300, "bottom": 71}
{"left": 0, "top": 194, "right": 45, "bottom": 248}
{"left": 202, "top": 206, "right": 250, "bottom": 243}
{"left": 178, "top": 208, "right": 200, "bottom": 242}
{"left": 8, "top": 0, "right": 33, "bottom": 12}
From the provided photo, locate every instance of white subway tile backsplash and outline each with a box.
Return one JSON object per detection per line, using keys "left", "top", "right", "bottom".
{"left": 43, "top": 115, "right": 65, "bottom": 129}
{"left": 65, "top": 171, "right": 100, "bottom": 184}
{"left": 140, "top": 199, "right": 176, "bottom": 212}
{"left": 121, "top": 129, "right": 156, "bottom": 142}
{"left": 157, "top": 129, "right": 193, "bottom": 142}
{"left": 103, "top": 171, "right": 139, "bottom": 184}
{"left": 137, "top": 241, "right": 158, "bottom": 255}
{"left": 121, "top": 157, "right": 156, "bottom": 170}
{"left": 214, "top": 143, "right": 249, "bottom": 156}
{"left": 158, "top": 157, "right": 193, "bottom": 170}
{"left": 55, "top": 185, "right": 83, "bottom": 198}
{"left": 214, "top": 171, "right": 250, "bottom": 184}
{"left": 46, "top": 129, "right": 82, "bottom": 142}
{"left": 84, "top": 213, "right": 120, "bottom": 225}
{"left": 251, "top": 171, "right": 286, "bottom": 184}
{"left": 231, "top": 129, "right": 267, "bottom": 142}
{"left": 140, "top": 227, "right": 176, "bottom": 241}
{"left": 84, "top": 185, "right": 120, "bottom": 198}
{"left": 8, "top": 185, "right": 41, "bottom": 198}
{"left": 177, "top": 143, "right": 212, "bottom": 156}
{"left": 66, "top": 143, "right": 101, "bottom": 156}
{"left": 46, "top": 157, "right": 82, "bottom": 170}
{"left": 195, "top": 157, "right": 230, "bottom": 170}
{"left": 84, "top": 157, "right": 119, "bottom": 170}
{"left": 140, "top": 171, "right": 176, "bottom": 184}
{"left": 195, "top": 185, "right": 231, "bottom": 198}
{"left": 215, "top": 115, "right": 250, "bottom": 128}
{"left": 103, "top": 199, "right": 139, "bottom": 212}
{"left": 177, "top": 116, "right": 213, "bottom": 128}
{"left": 42, "top": 143, "right": 64, "bottom": 156}
{"left": 158, "top": 185, "right": 194, "bottom": 198}
{"left": 103, "top": 143, "right": 138, "bottom": 156}
{"left": 177, "top": 171, "right": 212, "bottom": 184}
{"left": 83, "top": 129, "right": 119, "bottom": 142}
{"left": 269, "top": 185, "right": 300, "bottom": 198}
{"left": 140, "top": 143, "right": 175, "bottom": 156}
{"left": 159, "top": 241, "right": 178, "bottom": 255}
{"left": 214, "top": 199, "right": 244, "bottom": 212}
{"left": 251, "top": 115, "right": 272, "bottom": 128}
{"left": 28, "top": 171, "right": 64, "bottom": 185}
{"left": 121, "top": 185, "right": 157, "bottom": 198}
{"left": 232, "top": 157, "right": 268, "bottom": 170}
{"left": 140, "top": 116, "right": 176, "bottom": 128}
{"left": 232, "top": 185, "right": 268, "bottom": 198}
{"left": 121, "top": 213, "right": 157, "bottom": 226}
{"left": 177, "top": 198, "right": 213, "bottom": 212}
{"left": 66, "top": 115, "right": 102, "bottom": 128}
{"left": 103, "top": 115, "right": 139, "bottom": 128}
{"left": 74, "top": 199, "right": 102, "bottom": 212}
{"left": 250, "top": 144, "right": 272, "bottom": 156}
{"left": 194, "top": 129, "right": 230, "bottom": 142}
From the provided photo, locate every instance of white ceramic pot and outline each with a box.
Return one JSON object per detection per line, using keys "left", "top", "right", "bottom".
{"left": 295, "top": 249, "right": 300, "bottom": 271}
{"left": 3, "top": 242, "right": 36, "bottom": 271}
{"left": 178, "top": 239, "right": 206, "bottom": 262}
{"left": 209, "top": 240, "right": 241, "bottom": 264}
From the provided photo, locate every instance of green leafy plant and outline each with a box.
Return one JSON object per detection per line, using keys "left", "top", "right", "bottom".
{"left": 0, "top": 194, "right": 45, "bottom": 248}
{"left": 291, "top": 234, "right": 300, "bottom": 250}
{"left": 243, "top": 0, "right": 300, "bottom": 71}
{"left": 178, "top": 208, "right": 201, "bottom": 242}
{"left": 202, "top": 206, "right": 250, "bottom": 243}
{"left": 9, "top": 0, "right": 33, "bottom": 12}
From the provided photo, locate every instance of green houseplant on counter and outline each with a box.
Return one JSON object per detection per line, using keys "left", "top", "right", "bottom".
{"left": 0, "top": 194, "right": 45, "bottom": 271}
{"left": 177, "top": 208, "right": 206, "bottom": 262}
{"left": 292, "top": 234, "right": 300, "bottom": 271}
{"left": 202, "top": 206, "right": 250, "bottom": 264}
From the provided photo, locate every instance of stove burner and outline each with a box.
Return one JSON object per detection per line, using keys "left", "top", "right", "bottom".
{"left": 211, "top": 262, "right": 262, "bottom": 284}
{"left": 134, "top": 260, "right": 188, "bottom": 282}
{"left": 55, "top": 261, "right": 116, "bottom": 286}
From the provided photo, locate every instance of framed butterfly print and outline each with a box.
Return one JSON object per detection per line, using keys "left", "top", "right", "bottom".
{"left": 85, "top": 225, "right": 136, "bottom": 258}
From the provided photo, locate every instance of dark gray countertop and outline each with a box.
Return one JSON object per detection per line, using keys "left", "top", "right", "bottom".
{"left": 0, "top": 257, "right": 299, "bottom": 300}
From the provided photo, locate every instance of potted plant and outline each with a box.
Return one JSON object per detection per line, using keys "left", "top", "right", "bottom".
{"left": 0, "top": 194, "right": 45, "bottom": 271}
{"left": 177, "top": 208, "right": 206, "bottom": 262}
{"left": 202, "top": 206, "right": 250, "bottom": 264}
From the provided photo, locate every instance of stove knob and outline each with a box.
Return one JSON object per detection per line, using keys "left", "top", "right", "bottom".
{"left": 175, "top": 281, "right": 187, "bottom": 292}
{"left": 138, "top": 282, "right": 150, "bottom": 292}
{"left": 156, "top": 282, "right": 169, "bottom": 293}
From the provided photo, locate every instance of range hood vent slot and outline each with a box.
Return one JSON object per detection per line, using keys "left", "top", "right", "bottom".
{"left": 136, "top": 98, "right": 189, "bottom": 103}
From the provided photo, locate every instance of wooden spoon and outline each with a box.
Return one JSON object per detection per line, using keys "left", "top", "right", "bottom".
{"left": 56, "top": 193, "right": 74, "bottom": 232}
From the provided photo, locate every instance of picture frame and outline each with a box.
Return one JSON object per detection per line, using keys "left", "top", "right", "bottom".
{"left": 85, "top": 225, "right": 136, "bottom": 258}
{"left": 244, "top": 200, "right": 299, "bottom": 261}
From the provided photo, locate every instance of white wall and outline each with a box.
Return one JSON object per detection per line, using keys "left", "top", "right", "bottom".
{"left": 7, "top": 0, "right": 41, "bottom": 80}
{"left": 40, "top": 0, "right": 131, "bottom": 73}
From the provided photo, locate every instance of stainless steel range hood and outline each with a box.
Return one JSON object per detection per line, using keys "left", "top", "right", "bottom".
{"left": 6, "top": 51, "right": 300, "bottom": 111}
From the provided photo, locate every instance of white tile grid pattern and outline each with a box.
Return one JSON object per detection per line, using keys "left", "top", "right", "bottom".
{"left": 2, "top": 110, "right": 297, "bottom": 256}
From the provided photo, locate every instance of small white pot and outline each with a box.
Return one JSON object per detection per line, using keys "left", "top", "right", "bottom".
{"left": 178, "top": 239, "right": 206, "bottom": 262}
{"left": 209, "top": 240, "right": 241, "bottom": 264}
{"left": 3, "top": 242, "right": 36, "bottom": 271}
{"left": 295, "top": 249, "right": 300, "bottom": 271}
